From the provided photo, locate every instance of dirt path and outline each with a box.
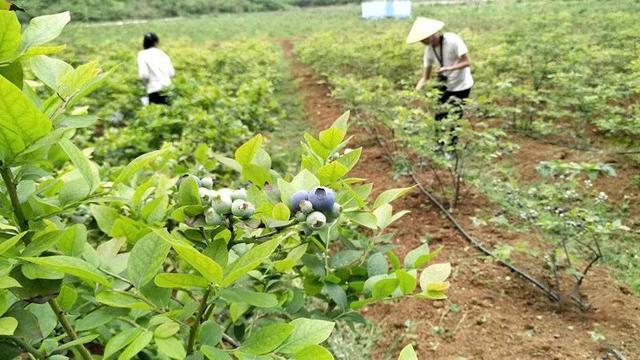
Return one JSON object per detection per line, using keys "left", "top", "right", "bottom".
{"left": 280, "top": 39, "right": 640, "bottom": 360}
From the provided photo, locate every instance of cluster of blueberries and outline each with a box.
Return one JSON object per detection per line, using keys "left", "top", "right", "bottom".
{"left": 179, "top": 175, "right": 255, "bottom": 225}
{"left": 290, "top": 187, "right": 341, "bottom": 229}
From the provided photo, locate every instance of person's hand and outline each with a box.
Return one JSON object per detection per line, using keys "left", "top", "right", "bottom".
{"left": 437, "top": 66, "right": 451, "bottom": 73}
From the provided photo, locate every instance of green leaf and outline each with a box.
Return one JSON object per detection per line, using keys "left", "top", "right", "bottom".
{"left": 96, "top": 291, "right": 151, "bottom": 310}
{"left": 57, "top": 61, "right": 100, "bottom": 99}
{"left": 371, "top": 278, "right": 398, "bottom": 299}
{"left": 154, "top": 273, "right": 208, "bottom": 289}
{"left": 155, "top": 230, "right": 223, "bottom": 285}
{"left": 30, "top": 55, "right": 72, "bottom": 90}
{"left": 75, "top": 307, "right": 127, "bottom": 332}
{"left": 0, "top": 232, "right": 25, "bottom": 255}
{"left": 59, "top": 138, "right": 99, "bottom": 192}
{"left": 129, "top": 232, "right": 171, "bottom": 289}
{"left": 202, "top": 345, "right": 232, "bottom": 360}
{"left": 278, "top": 318, "right": 335, "bottom": 354}
{"left": 235, "top": 134, "right": 263, "bottom": 165}
{"left": 90, "top": 204, "right": 119, "bottom": 236}
{"left": 304, "top": 133, "right": 330, "bottom": 159}
{"left": 374, "top": 204, "right": 410, "bottom": 229}
{"left": 344, "top": 211, "right": 378, "bottom": 229}
{"left": 336, "top": 147, "right": 361, "bottom": 172}
{"left": 178, "top": 176, "right": 201, "bottom": 206}
{"left": 373, "top": 186, "right": 415, "bottom": 209}
{"left": 104, "top": 328, "right": 143, "bottom": 360}
{"left": 141, "top": 195, "right": 168, "bottom": 223}
{"left": 222, "top": 237, "right": 281, "bottom": 287}
{"left": 293, "top": 345, "right": 334, "bottom": 360}
{"left": 0, "top": 60, "right": 22, "bottom": 87}
{"left": 272, "top": 203, "right": 290, "bottom": 221}
{"left": 0, "top": 11, "right": 20, "bottom": 62}
{"left": 155, "top": 336, "right": 186, "bottom": 359}
{"left": 56, "top": 284, "right": 77, "bottom": 311}
{"left": 154, "top": 321, "right": 180, "bottom": 338}
{"left": 241, "top": 323, "right": 294, "bottom": 355}
{"left": 322, "top": 283, "right": 347, "bottom": 310}
{"left": 114, "top": 149, "right": 168, "bottom": 185}
{"left": 200, "top": 321, "right": 223, "bottom": 347}
{"left": 0, "top": 317, "right": 17, "bottom": 335}
{"left": 329, "top": 250, "right": 363, "bottom": 269}
{"left": 0, "top": 75, "right": 51, "bottom": 163}
{"left": 54, "top": 334, "right": 99, "bottom": 353}
{"left": 367, "top": 252, "right": 388, "bottom": 277}
{"left": 398, "top": 344, "right": 418, "bottom": 360}
{"left": 318, "top": 161, "right": 348, "bottom": 185}
{"left": 118, "top": 329, "right": 153, "bottom": 360}
{"left": 20, "top": 256, "right": 111, "bottom": 287}
{"left": 415, "top": 246, "right": 443, "bottom": 269}
{"left": 331, "top": 111, "right": 350, "bottom": 132}
{"left": 318, "top": 127, "right": 346, "bottom": 151}
{"left": 404, "top": 244, "right": 443, "bottom": 269}
{"left": 0, "top": 276, "right": 20, "bottom": 289}
{"left": 241, "top": 163, "right": 272, "bottom": 188}
{"left": 219, "top": 288, "right": 278, "bottom": 308}
{"left": 274, "top": 244, "right": 307, "bottom": 272}
{"left": 212, "top": 154, "right": 242, "bottom": 172}
{"left": 419, "top": 263, "right": 452, "bottom": 291}
{"left": 396, "top": 270, "right": 417, "bottom": 295}
{"left": 20, "top": 12, "right": 71, "bottom": 52}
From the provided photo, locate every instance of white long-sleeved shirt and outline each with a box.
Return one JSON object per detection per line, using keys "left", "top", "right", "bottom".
{"left": 137, "top": 47, "right": 175, "bottom": 94}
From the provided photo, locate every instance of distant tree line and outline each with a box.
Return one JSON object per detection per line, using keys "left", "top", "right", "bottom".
{"left": 20, "top": 0, "right": 361, "bottom": 21}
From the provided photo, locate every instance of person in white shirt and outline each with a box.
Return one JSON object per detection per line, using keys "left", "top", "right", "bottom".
{"left": 137, "top": 32, "right": 175, "bottom": 105}
{"left": 407, "top": 18, "right": 474, "bottom": 153}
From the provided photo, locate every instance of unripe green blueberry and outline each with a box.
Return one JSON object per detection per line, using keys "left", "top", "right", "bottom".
{"left": 231, "top": 188, "right": 247, "bottom": 201}
{"left": 308, "top": 187, "right": 336, "bottom": 212}
{"left": 211, "top": 193, "right": 232, "bottom": 214}
{"left": 300, "top": 200, "right": 314, "bottom": 214}
{"left": 231, "top": 199, "right": 255, "bottom": 219}
{"left": 205, "top": 208, "right": 224, "bottom": 226}
{"left": 331, "top": 202, "right": 342, "bottom": 216}
{"left": 299, "top": 224, "right": 312, "bottom": 236}
{"left": 306, "top": 211, "right": 327, "bottom": 229}
{"left": 198, "top": 188, "right": 212, "bottom": 201}
{"left": 200, "top": 177, "right": 214, "bottom": 190}
{"left": 294, "top": 211, "right": 307, "bottom": 222}
{"left": 290, "top": 190, "right": 309, "bottom": 212}
{"left": 218, "top": 188, "right": 233, "bottom": 199}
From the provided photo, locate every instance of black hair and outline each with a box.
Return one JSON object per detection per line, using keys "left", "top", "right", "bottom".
{"left": 143, "top": 32, "right": 159, "bottom": 49}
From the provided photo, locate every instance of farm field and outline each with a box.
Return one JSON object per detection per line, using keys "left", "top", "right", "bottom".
{"left": 1, "top": 1, "right": 639, "bottom": 359}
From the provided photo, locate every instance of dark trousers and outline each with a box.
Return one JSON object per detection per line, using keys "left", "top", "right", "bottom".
{"left": 435, "top": 88, "right": 471, "bottom": 147}
{"left": 148, "top": 91, "right": 169, "bottom": 105}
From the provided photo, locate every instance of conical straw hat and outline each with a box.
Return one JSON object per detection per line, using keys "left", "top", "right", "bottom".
{"left": 406, "top": 17, "right": 445, "bottom": 44}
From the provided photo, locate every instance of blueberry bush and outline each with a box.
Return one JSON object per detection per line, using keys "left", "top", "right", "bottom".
{"left": 0, "top": 10, "right": 449, "bottom": 359}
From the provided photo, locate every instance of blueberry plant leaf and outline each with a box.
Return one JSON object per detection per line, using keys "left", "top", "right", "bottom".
{"left": 373, "top": 186, "right": 415, "bottom": 209}
{"left": 20, "top": 255, "right": 111, "bottom": 287}
{"left": 113, "top": 148, "right": 170, "bottom": 186}
{"left": 277, "top": 318, "right": 335, "bottom": 354}
{"left": 240, "top": 323, "right": 294, "bottom": 355}
{"left": 59, "top": 138, "right": 100, "bottom": 192}
{"left": 103, "top": 328, "right": 144, "bottom": 360}
{"left": 235, "top": 134, "right": 263, "bottom": 165}
{"left": 117, "top": 329, "right": 153, "bottom": 360}
{"left": 0, "top": 60, "right": 22, "bottom": 87}
{"left": 20, "top": 12, "right": 71, "bottom": 52}
{"left": 222, "top": 236, "right": 283, "bottom": 287}
{"left": 317, "top": 160, "right": 348, "bottom": 185}
{"left": 30, "top": 55, "right": 73, "bottom": 91}
{"left": 419, "top": 263, "right": 452, "bottom": 291}
{"left": 154, "top": 336, "right": 186, "bottom": 359}
{"left": 0, "top": 75, "right": 52, "bottom": 164}
{"left": 398, "top": 344, "right": 418, "bottom": 360}
{"left": 219, "top": 288, "right": 278, "bottom": 308}
{"left": 128, "top": 231, "right": 171, "bottom": 289}
{"left": 0, "top": 11, "right": 20, "bottom": 62}
{"left": 318, "top": 126, "right": 346, "bottom": 151}
{"left": 201, "top": 345, "right": 233, "bottom": 360}
{"left": 0, "top": 317, "right": 17, "bottom": 335}
{"left": 154, "top": 273, "right": 209, "bottom": 289}
{"left": 293, "top": 344, "right": 334, "bottom": 360}
{"left": 322, "top": 283, "right": 348, "bottom": 310}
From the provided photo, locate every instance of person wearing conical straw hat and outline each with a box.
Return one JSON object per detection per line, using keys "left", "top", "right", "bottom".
{"left": 407, "top": 17, "right": 473, "bottom": 155}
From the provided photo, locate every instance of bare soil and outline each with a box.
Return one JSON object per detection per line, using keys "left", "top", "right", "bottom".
{"left": 281, "top": 40, "right": 640, "bottom": 360}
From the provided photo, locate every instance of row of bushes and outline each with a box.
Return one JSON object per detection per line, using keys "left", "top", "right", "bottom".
{"left": 19, "top": 0, "right": 360, "bottom": 21}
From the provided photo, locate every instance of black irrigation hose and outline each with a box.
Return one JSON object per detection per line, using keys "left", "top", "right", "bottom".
{"left": 361, "top": 118, "right": 593, "bottom": 309}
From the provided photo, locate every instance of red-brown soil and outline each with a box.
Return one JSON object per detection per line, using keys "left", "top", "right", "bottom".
{"left": 281, "top": 40, "right": 640, "bottom": 360}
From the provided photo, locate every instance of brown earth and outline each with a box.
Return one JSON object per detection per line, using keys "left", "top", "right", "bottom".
{"left": 281, "top": 39, "right": 640, "bottom": 360}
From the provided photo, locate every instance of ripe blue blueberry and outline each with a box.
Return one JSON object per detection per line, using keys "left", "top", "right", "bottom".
{"left": 290, "top": 190, "right": 309, "bottom": 212}
{"left": 308, "top": 187, "right": 336, "bottom": 212}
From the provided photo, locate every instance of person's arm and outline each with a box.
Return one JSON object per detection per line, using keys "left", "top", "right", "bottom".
{"left": 437, "top": 53, "right": 471, "bottom": 73}
{"left": 165, "top": 52, "right": 175, "bottom": 78}
{"left": 415, "top": 64, "right": 433, "bottom": 91}
{"left": 137, "top": 53, "right": 149, "bottom": 82}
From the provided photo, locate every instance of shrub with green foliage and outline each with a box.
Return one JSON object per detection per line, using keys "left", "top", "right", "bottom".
{"left": 0, "top": 10, "right": 446, "bottom": 359}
